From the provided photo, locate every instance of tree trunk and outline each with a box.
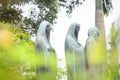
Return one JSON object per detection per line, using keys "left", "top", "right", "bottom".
{"left": 95, "top": 0, "right": 105, "bottom": 35}
{"left": 95, "top": 0, "right": 107, "bottom": 75}
{"left": 95, "top": 0, "right": 106, "bottom": 48}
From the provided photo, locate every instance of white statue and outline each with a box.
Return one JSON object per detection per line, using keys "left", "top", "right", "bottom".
{"left": 35, "top": 21, "right": 57, "bottom": 80}
{"left": 65, "top": 23, "right": 86, "bottom": 80}
{"left": 85, "top": 27, "right": 100, "bottom": 80}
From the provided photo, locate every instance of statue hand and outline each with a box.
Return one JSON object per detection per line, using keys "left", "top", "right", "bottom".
{"left": 78, "top": 43, "right": 81, "bottom": 46}
{"left": 48, "top": 47, "right": 55, "bottom": 52}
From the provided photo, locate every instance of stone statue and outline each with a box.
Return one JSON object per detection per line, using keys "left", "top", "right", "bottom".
{"left": 35, "top": 21, "right": 57, "bottom": 80}
{"left": 114, "top": 16, "right": 120, "bottom": 51}
{"left": 65, "top": 23, "right": 86, "bottom": 80}
{"left": 85, "top": 27, "right": 100, "bottom": 80}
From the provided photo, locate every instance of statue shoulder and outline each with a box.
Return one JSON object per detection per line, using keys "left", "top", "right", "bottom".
{"left": 86, "top": 37, "right": 96, "bottom": 45}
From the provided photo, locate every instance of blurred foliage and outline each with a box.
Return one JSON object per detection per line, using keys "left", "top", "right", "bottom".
{"left": 0, "top": 22, "right": 35, "bottom": 80}
{"left": 0, "top": 22, "right": 33, "bottom": 45}
{"left": 108, "top": 23, "right": 120, "bottom": 80}
{"left": 90, "top": 37, "right": 107, "bottom": 66}
{"left": 0, "top": 22, "right": 58, "bottom": 80}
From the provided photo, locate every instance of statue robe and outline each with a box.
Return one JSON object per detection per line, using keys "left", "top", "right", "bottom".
{"left": 65, "top": 23, "right": 86, "bottom": 80}
{"left": 35, "top": 21, "right": 57, "bottom": 80}
{"left": 85, "top": 27, "right": 100, "bottom": 80}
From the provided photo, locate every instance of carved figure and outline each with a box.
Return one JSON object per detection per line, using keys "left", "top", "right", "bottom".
{"left": 85, "top": 27, "right": 100, "bottom": 80}
{"left": 65, "top": 23, "right": 86, "bottom": 80}
{"left": 35, "top": 21, "right": 57, "bottom": 80}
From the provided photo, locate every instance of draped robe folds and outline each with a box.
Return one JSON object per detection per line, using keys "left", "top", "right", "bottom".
{"left": 35, "top": 21, "right": 57, "bottom": 80}
{"left": 85, "top": 27, "right": 100, "bottom": 80}
{"left": 65, "top": 23, "right": 86, "bottom": 80}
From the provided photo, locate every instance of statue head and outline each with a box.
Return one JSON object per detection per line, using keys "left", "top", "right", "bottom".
{"left": 67, "top": 23, "right": 80, "bottom": 40}
{"left": 37, "top": 21, "right": 52, "bottom": 42}
{"left": 88, "top": 27, "right": 99, "bottom": 39}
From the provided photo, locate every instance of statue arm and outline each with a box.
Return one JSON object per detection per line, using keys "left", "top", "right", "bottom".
{"left": 35, "top": 37, "right": 48, "bottom": 52}
{"left": 72, "top": 42, "right": 83, "bottom": 52}
{"left": 48, "top": 46, "right": 55, "bottom": 53}
{"left": 65, "top": 38, "right": 82, "bottom": 52}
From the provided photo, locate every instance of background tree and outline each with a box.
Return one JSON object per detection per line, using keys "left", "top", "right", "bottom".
{"left": 60, "top": 0, "right": 112, "bottom": 37}
{"left": 94, "top": 0, "right": 112, "bottom": 74}
{"left": 0, "top": 0, "right": 113, "bottom": 36}
{"left": 0, "top": 0, "right": 31, "bottom": 24}
{"left": 95, "top": 0, "right": 112, "bottom": 48}
{"left": 23, "top": 0, "right": 58, "bottom": 35}
{"left": 0, "top": 0, "right": 58, "bottom": 35}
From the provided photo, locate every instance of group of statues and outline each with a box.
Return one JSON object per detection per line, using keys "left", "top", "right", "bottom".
{"left": 35, "top": 21, "right": 100, "bottom": 80}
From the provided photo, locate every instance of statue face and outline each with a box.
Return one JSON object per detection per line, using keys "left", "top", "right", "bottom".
{"left": 75, "top": 25, "right": 80, "bottom": 33}
{"left": 46, "top": 24, "right": 52, "bottom": 33}
{"left": 75, "top": 24, "right": 80, "bottom": 39}
{"left": 46, "top": 24, "right": 52, "bottom": 41}
{"left": 88, "top": 27, "right": 99, "bottom": 39}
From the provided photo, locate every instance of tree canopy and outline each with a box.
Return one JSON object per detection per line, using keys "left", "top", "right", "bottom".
{"left": 23, "top": 0, "right": 58, "bottom": 35}
{"left": 0, "top": 0, "right": 113, "bottom": 35}
{"left": 59, "top": 0, "right": 112, "bottom": 15}
{"left": 0, "top": 0, "right": 58, "bottom": 35}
